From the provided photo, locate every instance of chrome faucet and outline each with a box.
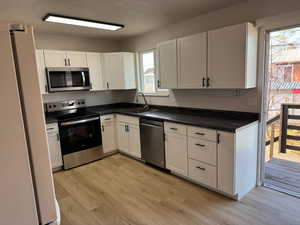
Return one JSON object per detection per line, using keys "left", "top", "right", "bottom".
{"left": 138, "top": 92, "right": 150, "bottom": 111}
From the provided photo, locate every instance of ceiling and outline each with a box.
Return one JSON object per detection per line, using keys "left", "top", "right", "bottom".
{"left": 0, "top": 0, "right": 245, "bottom": 39}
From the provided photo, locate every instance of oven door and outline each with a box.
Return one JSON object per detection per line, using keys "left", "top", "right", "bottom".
{"left": 59, "top": 116, "right": 101, "bottom": 156}
{"left": 46, "top": 67, "right": 91, "bottom": 92}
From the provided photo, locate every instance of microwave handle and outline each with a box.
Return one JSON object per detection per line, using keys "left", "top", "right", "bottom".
{"left": 81, "top": 72, "right": 86, "bottom": 86}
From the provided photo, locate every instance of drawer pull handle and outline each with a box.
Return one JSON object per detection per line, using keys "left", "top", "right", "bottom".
{"left": 195, "top": 144, "right": 205, "bottom": 147}
{"left": 104, "top": 118, "right": 112, "bottom": 121}
{"left": 196, "top": 166, "right": 206, "bottom": 171}
{"left": 195, "top": 132, "right": 205, "bottom": 135}
{"left": 47, "top": 128, "right": 55, "bottom": 131}
{"left": 170, "top": 127, "right": 178, "bottom": 131}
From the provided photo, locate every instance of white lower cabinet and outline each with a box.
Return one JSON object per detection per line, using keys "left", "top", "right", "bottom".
{"left": 188, "top": 159, "right": 217, "bottom": 188}
{"left": 165, "top": 131, "right": 188, "bottom": 176}
{"left": 163, "top": 121, "right": 258, "bottom": 200}
{"left": 101, "top": 115, "right": 117, "bottom": 154}
{"left": 46, "top": 123, "right": 63, "bottom": 170}
{"left": 116, "top": 115, "right": 141, "bottom": 158}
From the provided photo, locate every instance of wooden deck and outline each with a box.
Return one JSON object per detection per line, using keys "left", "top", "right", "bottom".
{"left": 265, "top": 158, "right": 300, "bottom": 197}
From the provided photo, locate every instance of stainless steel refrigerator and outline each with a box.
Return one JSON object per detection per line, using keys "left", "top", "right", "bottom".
{"left": 0, "top": 22, "right": 59, "bottom": 225}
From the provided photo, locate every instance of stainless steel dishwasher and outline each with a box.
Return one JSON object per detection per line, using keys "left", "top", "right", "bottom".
{"left": 140, "top": 118, "right": 165, "bottom": 168}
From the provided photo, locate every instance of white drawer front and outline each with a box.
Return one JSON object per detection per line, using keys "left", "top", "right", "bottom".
{"left": 46, "top": 123, "right": 58, "bottom": 132}
{"left": 188, "top": 126, "right": 217, "bottom": 142}
{"left": 100, "top": 114, "right": 114, "bottom": 121}
{"left": 164, "top": 122, "right": 187, "bottom": 135}
{"left": 188, "top": 159, "right": 217, "bottom": 188}
{"left": 116, "top": 114, "right": 139, "bottom": 125}
{"left": 188, "top": 137, "right": 217, "bottom": 166}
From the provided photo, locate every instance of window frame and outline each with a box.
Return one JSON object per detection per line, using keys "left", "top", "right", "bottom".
{"left": 138, "top": 49, "right": 169, "bottom": 96}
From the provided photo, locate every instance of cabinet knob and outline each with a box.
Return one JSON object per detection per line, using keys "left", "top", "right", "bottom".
{"left": 195, "top": 143, "right": 205, "bottom": 148}
{"left": 202, "top": 77, "right": 205, "bottom": 87}
{"left": 206, "top": 78, "right": 210, "bottom": 87}
{"left": 195, "top": 132, "right": 205, "bottom": 136}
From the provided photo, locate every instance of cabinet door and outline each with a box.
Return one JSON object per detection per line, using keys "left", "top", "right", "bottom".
{"left": 117, "top": 122, "right": 129, "bottom": 153}
{"left": 208, "top": 23, "right": 246, "bottom": 88}
{"left": 217, "top": 131, "right": 236, "bottom": 195}
{"left": 44, "top": 50, "right": 67, "bottom": 67}
{"left": 103, "top": 53, "right": 124, "bottom": 89}
{"left": 35, "top": 50, "right": 47, "bottom": 94}
{"left": 165, "top": 133, "right": 188, "bottom": 176}
{"left": 178, "top": 33, "right": 207, "bottom": 88}
{"left": 47, "top": 131, "right": 63, "bottom": 169}
{"left": 67, "top": 51, "right": 87, "bottom": 67}
{"left": 157, "top": 40, "right": 178, "bottom": 89}
{"left": 128, "top": 124, "right": 141, "bottom": 158}
{"left": 87, "top": 52, "right": 104, "bottom": 91}
{"left": 123, "top": 53, "right": 137, "bottom": 89}
{"left": 101, "top": 120, "right": 117, "bottom": 154}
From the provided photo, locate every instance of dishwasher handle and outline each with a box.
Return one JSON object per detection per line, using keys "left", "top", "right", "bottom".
{"left": 140, "top": 123, "right": 163, "bottom": 128}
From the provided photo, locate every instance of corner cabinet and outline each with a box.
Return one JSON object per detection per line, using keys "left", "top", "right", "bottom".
{"left": 207, "top": 23, "right": 257, "bottom": 89}
{"left": 156, "top": 22, "right": 258, "bottom": 89}
{"left": 102, "top": 52, "right": 136, "bottom": 90}
{"left": 87, "top": 52, "right": 104, "bottom": 91}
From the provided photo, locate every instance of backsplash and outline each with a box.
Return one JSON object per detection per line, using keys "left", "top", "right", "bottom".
{"left": 42, "top": 90, "right": 136, "bottom": 106}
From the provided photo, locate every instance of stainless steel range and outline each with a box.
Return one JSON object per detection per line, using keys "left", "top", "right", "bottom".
{"left": 45, "top": 99, "right": 102, "bottom": 169}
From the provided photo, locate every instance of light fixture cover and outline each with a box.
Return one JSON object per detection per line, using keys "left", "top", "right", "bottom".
{"left": 43, "top": 14, "right": 124, "bottom": 31}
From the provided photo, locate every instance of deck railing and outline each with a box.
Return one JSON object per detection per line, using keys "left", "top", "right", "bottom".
{"left": 266, "top": 104, "right": 300, "bottom": 158}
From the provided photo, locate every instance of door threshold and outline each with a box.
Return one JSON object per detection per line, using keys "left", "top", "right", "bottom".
{"left": 264, "top": 183, "right": 300, "bottom": 199}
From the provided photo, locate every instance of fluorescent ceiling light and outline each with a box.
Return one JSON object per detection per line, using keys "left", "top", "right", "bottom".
{"left": 43, "top": 14, "right": 124, "bottom": 31}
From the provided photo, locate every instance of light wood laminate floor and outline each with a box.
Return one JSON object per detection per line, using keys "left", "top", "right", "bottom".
{"left": 54, "top": 154, "right": 300, "bottom": 225}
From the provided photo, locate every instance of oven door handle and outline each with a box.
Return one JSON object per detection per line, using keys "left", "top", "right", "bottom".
{"left": 61, "top": 117, "right": 99, "bottom": 126}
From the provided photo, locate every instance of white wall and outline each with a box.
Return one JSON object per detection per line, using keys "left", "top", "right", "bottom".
{"left": 35, "top": 32, "right": 121, "bottom": 52}
{"left": 121, "top": 0, "right": 300, "bottom": 113}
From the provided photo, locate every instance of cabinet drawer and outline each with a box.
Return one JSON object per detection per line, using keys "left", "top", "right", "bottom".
{"left": 164, "top": 122, "right": 187, "bottom": 135}
{"left": 46, "top": 123, "right": 58, "bottom": 132}
{"left": 188, "top": 159, "right": 217, "bottom": 188}
{"left": 116, "top": 114, "right": 139, "bottom": 125}
{"left": 188, "top": 137, "right": 217, "bottom": 166}
{"left": 101, "top": 114, "right": 115, "bottom": 122}
{"left": 188, "top": 126, "right": 216, "bottom": 142}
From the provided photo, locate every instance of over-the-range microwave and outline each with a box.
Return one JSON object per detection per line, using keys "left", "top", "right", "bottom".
{"left": 46, "top": 67, "right": 91, "bottom": 92}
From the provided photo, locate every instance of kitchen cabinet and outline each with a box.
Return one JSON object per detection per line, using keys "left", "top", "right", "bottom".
{"left": 207, "top": 23, "right": 257, "bottom": 88}
{"left": 156, "top": 22, "right": 257, "bottom": 89}
{"left": 35, "top": 49, "right": 47, "bottom": 94}
{"left": 43, "top": 50, "right": 67, "bottom": 67}
{"left": 101, "top": 114, "right": 117, "bottom": 154}
{"left": 164, "top": 122, "right": 188, "bottom": 176}
{"left": 67, "top": 51, "right": 87, "bottom": 67}
{"left": 43, "top": 50, "right": 87, "bottom": 67}
{"left": 87, "top": 52, "right": 104, "bottom": 91}
{"left": 217, "top": 122, "right": 258, "bottom": 199}
{"left": 116, "top": 115, "right": 141, "bottom": 158}
{"left": 157, "top": 39, "right": 178, "bottom": 89}
{"left": 102, "top": 52, "right": 136, "bottom": 90}
{"left": 46, "top": 123, "right": 63, "bottom": 170}
{"left": 178, "top": 32, "right": 207, "bottom": 88}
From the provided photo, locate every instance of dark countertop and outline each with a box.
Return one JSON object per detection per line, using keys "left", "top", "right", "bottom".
{"left": 45, "top": 103, "right": 259, "bottom": 132}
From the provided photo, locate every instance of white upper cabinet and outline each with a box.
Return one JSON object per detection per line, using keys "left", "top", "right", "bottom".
{"left": 178, "top": 32, "right": 207, "bottom": 88}
{"left": 102, "top": 52, "right": 136, "bottom": 90}
{"left": 66, "top": 51, "right": 87, "bottom": 67}
{"left": 35, "top": 49, "right": 47, "bottom": 94}
{"left": 43, "top": 50, "right": 87, "bottom": 67}
{"left": 86, "top": 52, "right": 104, "bottom": 91}
{"left": 207, "top": 23, "right": 257, "bottom": 89}
{"left": 157, "top": 39, "right": 178, "bottom": 89}
{"left": 43, "top": 50, "right": 67, "bottom": 67}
